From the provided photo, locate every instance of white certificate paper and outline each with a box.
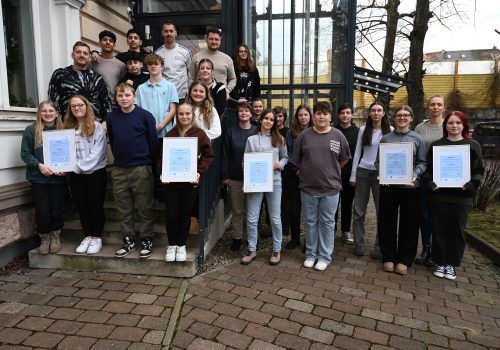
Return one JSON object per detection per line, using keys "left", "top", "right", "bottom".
{"left": 42, "top": 129, "right": 76, "bottom": 172}
{"left": 162, "top": 137, "right": 198, "bottom": 183}
{"left": 379, "top": 142, "right": 413, "bottom": 185}
{"left": 243, "top": 152, "right": 274, "bottom": 193}
{"left": 433, "top": 145, "right": 470, "bottom": 188}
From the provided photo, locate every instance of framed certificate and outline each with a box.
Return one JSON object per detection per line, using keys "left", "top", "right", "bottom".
{"left": 379, "top": 142, "right": 413, "bottom": 185}
{"left": 42, "top": 129, "right": 76, "bottom": 172}
{"left": 433, "top": 145, "right": 470, "bottom": 188}
{"left": 162, "top": 137, "right": 198, "bottom": 183}
{"left": 243, "top": 152, "right": 274, "bottom": 193}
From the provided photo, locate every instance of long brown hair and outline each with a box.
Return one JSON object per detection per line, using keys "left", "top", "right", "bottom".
{"left": 186, "top": 81, "right": 215, "bottom": 129}
{"left": 172, "top": 103, "right": 198, "bottom": 137}
{"left": 235, "top": 44, "right": 255, "bottom": 72}
{"left": 290, "top": 104, "right": 312, "bottom": 138}
{"left": 362, "top": 101, "right": 391, "bottom": 146}
{"left": 63, "top": 95, "right": 96, "bottom": 137}
{"left": 34, "top": 101, "right": 62, "bottom": 148}
{"left": 256, "top": 109, "right": 284, "bottom": 147}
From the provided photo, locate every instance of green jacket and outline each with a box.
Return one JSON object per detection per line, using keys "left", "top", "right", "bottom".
{"left": 20, "top": 123, "right": 65, "bottom": 184}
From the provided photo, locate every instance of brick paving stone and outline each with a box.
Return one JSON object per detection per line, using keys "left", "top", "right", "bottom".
{"left": 244, "top": 322, "right": 279, "bottom": 342}
{"left": 333, "top": 335, "right": 370, "bottom": 349}
{"left": 260, "top": 303, "right": 292, "bottom": 319}
{"left": 188, "top": 321, "right": 222, "bottom": 339}
{"left": 332, "top": 300, "right": 364, "bottom": 314}
{"left": 207, "top": 280, "right": 236, "bottom": 292}
{"left": 73, "top": 288, "right": 105, "bottom": 299}
{"left": 211, "top": 302, "right": 243, "bottom": 317}
{"left": 47, "top": 296, "right": 80, "bottom": 308}
{"left": 380, "top": 303, "right": 412, "bottom": 317}
{"left": 238, "top": 309, "right": 272, "bottom": 325}
{"left": 428, "top": 304, "right": 461, "bottom": 319}
{"left": 187, "top": 283, "right": 213, "bottom": 297}
{"left": 15, "top": 316, "right": 54, "bottom": 331}
{"left": 172, "top": 330, "right": 196, "bottom": 348}
{"left": 49, "top": 286, "right": 79, "bottom": 296}
{"left": 0, "top": 328, "right": 31, "bottom": 344}
{"left": 428, "top": 323, "right": 465, "bottom": 340}
{"left": 256, "top": 292, "right": 287, "bottom": 306}
{"left": 213, "top": 315, "right": 248, "bottom": 332}
{"left": 248, "top": 339, "right": 285, "bottom": 350}
{"left": 343, "top": 313, "right": 377, "bottom": 330}
{"left": 232, "top": 285, "right": 260, "bottom": 299}
{"left": 77, "top": 323, "right": 115, "bottom": 338}
{"left": 299, "top": 326, "right": 335, "bottom": 344}
{"left": 466, "top": 330, "right": 500, "bottom": 348}
{"left": 155, "top": 295, "right": 177, "bottom": 307}
{"left": 207, "top": 290, "right": 238, "bottom": 304}
{"left": 393, "top": 316, "right": 428, "bottom": 330}
{"left": 284, "top": 299, "right": 314, "bottom": 313}
{"left": 233, "top": 295, "right": 264, "bottom": 309}
{"left": 275, "top": 333, "right": 311, "bottom": 350}
{"left": 252, "top": 281, "right": 279, "bottom": 294}
{"left": 277, "top": 288, "right": 305, "bottom": 300}
{"left": 412, "top": 309, "right": 446, "bottom": 325}
{"left": 0, "top": 301, "right": 28, "bottom": 314}
{"left": 108, "top": 326, "right": 147, "bottom": 342}
{"left": 56, "top": 335, "right": 97, "bottom": 350}
{"left": 100, "top": 290, "right": 131, "bottom": 301}
{"left": 124, "top": 283, "right": 154, "bottom": 294}
{"left": 146, "top": 276, "right": 174, "bottom": 286}
{"left": 361, "top": 308, "right": 394, "bottom": 322}
{"left": 186, "top": 308, "right": 219, "bottom": 324}
{"left": 19, "top": 292, "right": 54, "bottom": 305}
{"left": 309, "top": 343, "right": 337, "bottom": 350}
{"left": 126, "top": 293, "right": 157, "bottom": 304}
{"left": 268, "top": 317, "right": 302, "bottom": 335}
{"left": 0, "top": 291, "right": 28, "bottom": 302}
{"left": 23, "top": 331, "right": 64, "bottom": 348}
{"left": 102, "top": 301, "right": 135, "bottom": 313}
{"left": 74, "top": 298, "right": 108, "bottom": 311}
{"left": 320, "top": 319, "right": 354, "bottom": 336}
{"left": 376, "top": 321, "right": 411, "bottom": 338}
{"left": 367, "top": 292, "right": 396, "bottom": 304}
{"left": 90, "top": 339, "right": 131, "bottom": 350}
{"left": 48, "top": 307, "right": 84, "bottom": 320}
{"left": 74, "top": 279, "right": 104, "bottom": 289}
{"left": 289, "top": 310, "right": 322, "bottom": 327}
{"left": 100, "top": 281, "right": 129, "bottom": 291}
{"left": 131, "top": 304, "right": 164, "bottom": 316}
{"left": 128, "top": 343, "right": 162, "bottom": 350}
{"left": 339, "top": 285, "right": 367, "bottom": 298}
{"left": 0, "top": 313, "right": 24, "bottom": 327}
{"left": 46, "top": 319, "right": 84, "bottom": 335}
{"left": 353, "top": 327, "right": 389, "bottom": 345}
{"left": 137, "top": 316, "right": 167, "bottom": 330}
{"left": 449, "top": 339, "right": 487, "bottom": 350}
{"left": 76, "top": 310, "right": 113, "bottom": 323}
{"left": 107, "top": 313, "right": 141, "bottom": 326}
{"left": 0, "top": 282, "right": 27, "bottom": 292}
{"left": 303, "top": 294, "right": 332, "bottom": 308}
{"left": 389, "top": 335, "right": 427, "bottom": 350}
{"left": 187, "top": 338, "right": 226, "bottom": 350}
{"left": 313, "top": 306, "right": 344, "bottom": 322}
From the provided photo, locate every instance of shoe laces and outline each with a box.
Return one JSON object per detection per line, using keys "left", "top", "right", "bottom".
{"left": 141, "top": 239, "right": 152, "bottom": 250}
{"left": 445, "top": 265, "right": 455, "bottom": 275}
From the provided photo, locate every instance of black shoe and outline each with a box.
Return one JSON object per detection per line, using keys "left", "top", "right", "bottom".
{"left": 285, "top": 240, "right": 300, "bottom": 250}
{"left": 139, "top": 237, "right": 153, "bottom": 259}
{"left": 415, "top": 245, "right": 430, "bottom": 265}
{"left": 115, "top": 236, "right": 136, "bottom": 258}
{"left": 369, "top": 247, "right": 381, "bottom": 260}
{"left": 230, "top": 239, "right": 242, "bottom": 252}
{"left": 355, "top": 246, "right": 365, "bottom": 257}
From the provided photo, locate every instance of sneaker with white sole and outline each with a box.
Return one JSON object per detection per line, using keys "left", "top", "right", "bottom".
{"left": 342, "top": 232, "right": 354, "bottom": 245}
{"left": 86, "top": 238, "right": 102, "bottom": 254}
{"left": 115, "top": 236, "right": 135, "bottom": 258}
{"left": 303, "top": 259, "right": 315, "bottom": 268}
{"left": 176, "top": 245, "right": 187, "bottom": 262}
{"left": 444, "top": 265, "right": 456, "bottom": 280}
{"left": 434, "top": 265, "right": 446, "bottom": 278}
{"left": 314, "top": 261, "right": 328, "bottom": 271}
{"left": 165, "top": 245, "right": 176, "bottom": 262}
{"left": 76, "top": 237, "right": 92, "bottom": 253}
{"left": 139, "top": 238, "right": 153, "bottom": 258}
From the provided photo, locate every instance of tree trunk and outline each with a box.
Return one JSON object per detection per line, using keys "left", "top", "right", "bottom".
{"left": 380, "top": 0, "right": 400, "bottom": 107}
{"left": 407, "top": 0, "right": 432, "bottom": 123}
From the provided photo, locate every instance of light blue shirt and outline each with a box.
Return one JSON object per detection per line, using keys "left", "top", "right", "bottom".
{"left": 136, "top": 78, "right": 179, "bottom": 138}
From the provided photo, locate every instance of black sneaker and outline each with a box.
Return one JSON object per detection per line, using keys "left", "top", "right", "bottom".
{"left": 444, "top": 265, "right": 456, "bottom": 280}
{"left": 139, "top": 238, "right": 153, "bottom": 259}
{"left": 285, "top": 240, "right": 300, "bottom": 250}
{"left": 115, "top": 236, "right": 135, "bottom": 258}
{"left": 230, "top": 239, "right": 242, "bottom": 252}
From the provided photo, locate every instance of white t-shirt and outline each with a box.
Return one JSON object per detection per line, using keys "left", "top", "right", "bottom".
{"left": 155, "top": 43, "right": 192, "bottom": 99}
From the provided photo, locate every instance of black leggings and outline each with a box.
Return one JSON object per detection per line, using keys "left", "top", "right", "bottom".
{"left": 164, "top": 187, "right": 199, "bottom": 246}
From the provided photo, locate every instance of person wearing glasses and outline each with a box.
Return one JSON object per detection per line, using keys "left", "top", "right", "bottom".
{"left": 376, "top": 106, "right": 426, "bottom": 275}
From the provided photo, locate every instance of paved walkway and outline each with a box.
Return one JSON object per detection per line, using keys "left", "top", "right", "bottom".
{"left": 0, "top": 211, "right": 499, "bottom": 349}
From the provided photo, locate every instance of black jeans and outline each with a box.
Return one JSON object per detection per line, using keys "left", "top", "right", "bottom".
{"left": 31, "top": 182, "right": 66, "bottom": 234}
{"left": 378, "top": 186, "right": 419, "bottom": 267}
{"left": 283, "top": 167, "right": 302, "bottom": 243}
{"left": 165, "top": 187, "right": 199, "bottom": 246}
{"left": 69, "top": 168, "right": 107, "bottom": 237}
{"left": 430, "top": 201, "right": 469, "bottom": 267}
{"left": 335, "top": 173, "right": 355, "bottom": 233}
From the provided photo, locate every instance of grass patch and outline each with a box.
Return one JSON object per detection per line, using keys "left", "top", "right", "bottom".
{"left": 467, "top": 200, "right": 500, "bottom": 250}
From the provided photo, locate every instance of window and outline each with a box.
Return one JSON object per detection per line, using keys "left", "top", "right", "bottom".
{"left": 0, "top": 0, "right": 37, "bottom": 108}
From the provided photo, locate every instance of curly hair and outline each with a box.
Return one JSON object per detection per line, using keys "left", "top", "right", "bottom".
{"left": 186, "top": 81, "right": 215, "bottom": 129}
{"left": 63, "top": 95, "right": 96, "bottom": 137}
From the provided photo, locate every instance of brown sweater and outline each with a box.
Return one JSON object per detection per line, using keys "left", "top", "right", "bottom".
{"left": 163, "top": 126, "right": 214, "bottom": 188}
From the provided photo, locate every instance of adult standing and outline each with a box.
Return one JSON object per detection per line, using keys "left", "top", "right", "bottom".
{"left": 292, "top": 101, "right": 350, "bottom": 271}
{"left": 230, "top": 44, "right": 261, "bottom": 103}
{"left": 48, "top": 41, "right": 112, "bottom": 122}
{"left": 414, "top": 95, "right": 446, "bottom": 265}
{"left": 189, "top": 27, "right": 236, "bottom": 97}
{"left": 155, "top": 22, "right": 192, "bottom": 102}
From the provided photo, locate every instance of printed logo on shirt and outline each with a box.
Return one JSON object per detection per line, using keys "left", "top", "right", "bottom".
{"left": 330, "top": 140, "right": 340, "bottom": 154}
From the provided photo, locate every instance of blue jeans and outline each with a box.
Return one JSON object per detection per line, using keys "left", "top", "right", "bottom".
{"left": 246, "top": 185, "right": 282, "bottom": 252}
{"left": 301, "top": 191, "right": 339, "bottom": 264}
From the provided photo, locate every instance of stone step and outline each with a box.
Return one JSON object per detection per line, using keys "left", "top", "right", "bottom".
{"left": 28, "top": 242, "right": 198, "bottom": 278}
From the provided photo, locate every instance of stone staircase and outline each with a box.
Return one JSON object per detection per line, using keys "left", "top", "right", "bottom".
{"left": 29, "top": 167, "right": 227, "bottom": 278}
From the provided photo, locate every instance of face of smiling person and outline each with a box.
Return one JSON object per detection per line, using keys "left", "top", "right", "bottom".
{"left": 394, "top": 110, "right": 413, "bottom": 132}
{"left": 40, "top": 104, "right": 57, "bottom": 126}
{"left": 99, "top": 36, "right": 115, "bottom": 54}
{"left": 427, "top": 96, "right": 445, "bottom": 118}
{"left": 116, "top": 89, "right": 136, "bottom": 111}
{"left": 252, "top": 101, "right": 263, "bottom": 116}
{"left": 206, "top": 32, "right": 221, "bottom": 51}
{"left": 71, "top": 45, "right": 91, "bottom": 69}
{"left": 338, "top": 108, "right": 353, "bottom": 126}
{"left": 190, "top": 84, "right": 206, "bottom": 106}
{"left": 127, "top": 33, "right": 142, "bottom": 51}
{"left": 297, "top": 108, "right": 311, "bottom": 128}
{"left": 69, "top": 97, "right": 87, "bottom": 121}
{"left": 313, "top": 110, "right": 332, "bottom": 131}
{"left": 238, "top": 107, "right": 252, "bottom": 122}
{"left": 276, "top": 113, "right": 285, "bottom": 129}
{"left": 446, "top": 115, "right": 464, "bottom": 139}
{"left": 177, "top": 104, "right": 194, "bottom": 128}
{"left": 198, "top": 62, "right": 213, "bottom": 81}
{"left": 260, "top": 112, "right": 275, "bottom": 133}
{"left": 162, "top": 24, "right": 177, "bottom": 45}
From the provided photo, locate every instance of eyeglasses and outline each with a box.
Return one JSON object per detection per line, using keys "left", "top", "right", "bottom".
{"left": 395, "top": 113, "right": 411, "bottom": 119}
{"left": 70, "top": 103, "right": 85, "bottom": 110}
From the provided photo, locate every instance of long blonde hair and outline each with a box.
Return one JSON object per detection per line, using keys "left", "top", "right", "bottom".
{"left": 35, "top": 101, "right": 62, "bottom": 148}
{"left": 63, "top": 95, "right": 96, "bottom": 137}
{"left": 173, "top": 103, "right": 198, "bottom": 137}
{"left": 186, "top": 81, "right": 215, "bottom": 129}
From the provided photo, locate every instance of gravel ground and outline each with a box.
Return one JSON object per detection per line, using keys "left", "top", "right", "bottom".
{"left": 0, "top": 254, "right": 30, "bottom": 276}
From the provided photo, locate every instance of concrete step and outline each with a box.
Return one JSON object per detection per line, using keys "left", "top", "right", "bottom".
{"left": 28, "top": 242, "right": 198, "bottom": 278}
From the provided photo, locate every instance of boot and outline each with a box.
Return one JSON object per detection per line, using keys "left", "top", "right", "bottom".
{"left": 49, "top": 230, "right": 61, "bottom": 253}
{"left": 415, "top": 245, "right": 430, "bottom": 265}
{"left": 38, "top": 234, "right": 50, "bottom": 255}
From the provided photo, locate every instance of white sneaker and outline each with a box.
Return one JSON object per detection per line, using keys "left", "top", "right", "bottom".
{"left": 76, "top": 237, "right": 92, "bottom": 253}
{"left": 165, "top": 245, "right": 176, "bottom": 262}
{"left": 314, "top": 261, "right": 328, "bottom": 271}
{"left": 176, "top": 245, "right": 187, "bottom": 262}
{"left": 86, "top": 238, "right": 102, "bottom": 254}
{"left": 303, "top": 259, "right": 315, "bottom": 268}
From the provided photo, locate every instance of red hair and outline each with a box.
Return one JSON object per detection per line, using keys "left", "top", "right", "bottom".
{"left": 443, "top": 111, "right": 471, "bottom": 139}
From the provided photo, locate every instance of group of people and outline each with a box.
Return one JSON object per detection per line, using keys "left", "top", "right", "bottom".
{"left": 21, "top": 23, "right": 484, "bottom": 278}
